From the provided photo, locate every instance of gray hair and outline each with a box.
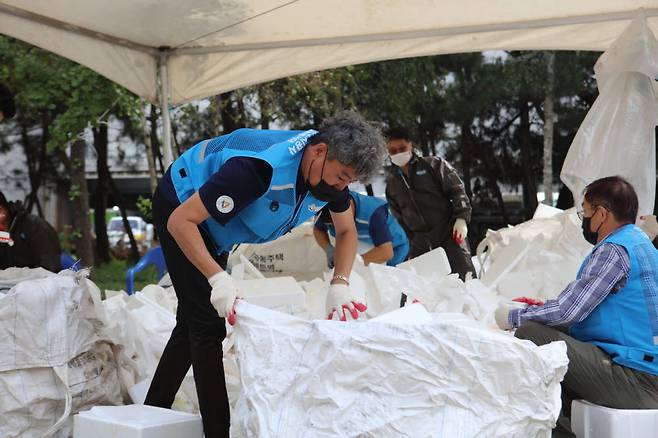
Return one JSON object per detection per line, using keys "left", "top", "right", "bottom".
{"left": 311, "top": 111, "right": 386, "bottom": 183}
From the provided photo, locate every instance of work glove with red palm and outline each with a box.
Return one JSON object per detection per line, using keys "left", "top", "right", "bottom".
{"left": 452, "top": 218, "right": 468, "bottom": 246}
{"left": 208, "top": 271, "right": 238, "bottom": 325}
{"left": 512, "top": 296, "right": 544, "bottom": 306}
{"left": 326, "top": 283, "right": 367, "bottom": 321}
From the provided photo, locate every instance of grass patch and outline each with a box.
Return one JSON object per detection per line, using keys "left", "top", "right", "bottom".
{"left": 91, "top": 257, "right": 160, "bottom": 294}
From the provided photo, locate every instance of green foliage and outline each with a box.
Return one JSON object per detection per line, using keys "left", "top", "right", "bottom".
{"left": 1, "top": 35, "right": 141, "bottom": 147}
{"left": 58, "top": 225, "right": 76, "bottom": 253}
{"left": 91, "top": 257, "right": 159, "bottom": 294}
{"left": 136, "top": 196, "right": 153, "bottom": 222}
{"left": 2, "top": 32, "right": 601, "bottom": 230}
{"left": 68, "top": 183, "right": 81, "bottom": 200}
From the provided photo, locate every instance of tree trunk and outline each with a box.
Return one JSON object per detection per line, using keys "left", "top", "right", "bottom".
{"left": 171, "top": 118, "right": 182, "bottom": 158}
{"left": 519, "top": 100, "right": 538, "bottom": 219}
{"left": 70, "top": 139, "right": 94, "bottom": 267}
{"left": 212, "top": 95, "right": 222, "bottom": 136}
{"left": 460, "top": 121, "right": 473, "bottom": 199}
{"left": 93, "top": 124, "right": 111, "bottom": 264}
{"left": 220, "top": 91, "right": 237, "bottom": 133}
{"left": 258, "top": 88, "right": 271, "bottom": 130}
{"left": 487, "top": 176, "right": 510, "bottom": 224}
{"left": 111, "top": 183, "right": 141, "bottom": 263}
{"left": 97, "top": 151, "right": 141, "bottom": 263}
{"left": 542, "top": 51, "right": 556, "bottom": 206}
{"left": 220, "top": 91, "right": 246, "bottom": 133}
{"left": 149, "top": 105, "right": 165, "bottom": 174}
{"left": 21, "top": 116, "right": 46, "bottom": 217}
{"left": 142, "top": 104, "right": 158, "bottom": 195}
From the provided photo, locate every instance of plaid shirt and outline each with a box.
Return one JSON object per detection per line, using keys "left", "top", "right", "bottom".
{"left": 509, "top": 238, "right": 630, "bottom": 329}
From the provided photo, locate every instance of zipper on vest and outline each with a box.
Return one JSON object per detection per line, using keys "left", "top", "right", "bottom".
{"left": 267, "top": 190, "right": 308, "bottom": 240}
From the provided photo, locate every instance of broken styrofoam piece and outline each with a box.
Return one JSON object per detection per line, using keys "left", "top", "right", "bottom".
{"left": 461, "top": 279, "right": 504, "bottom": 326}
{"left": 298, "top": 278, "right": 327, "bottom": 319}
{"left": 397, "top": 247, "right": 452, "bottom": 279}
{"left": 231, "top": 301, "right": 568, "bottom": 438}
{"left": 73, "top": 405, "right": 203, "bottom": 438}
{"left": 367, "top": 262, "right": 467, "bottom": 317}
{"left": 370, "top": 302, "right": 431, "bottom": 325}
{"left": 128, "top": 378, "right": 152, "bottom": 405}
{"left": 480, "top": 235, "right": 534, "bottom": 288}
{"left": 235, "top": 276, "right": 305, "bottom": 311}
{"left": 238, "top": 254, "right": 266, "bottom": 279}
{"left": 138, "top": 284, "right": 178, "bottom": 315}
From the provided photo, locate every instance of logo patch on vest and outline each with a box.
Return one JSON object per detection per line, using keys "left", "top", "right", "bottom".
{"left": 216, "top": 195, "right": 234, "bottom": 214}
{"left": 416, "top": 170, "right": 427, "bottom": 176}
{"left": 287, "top": 130, "right": 317, "bottom": 155}
{"left": 308, "top": 203, "right": 322, "bottom": 213}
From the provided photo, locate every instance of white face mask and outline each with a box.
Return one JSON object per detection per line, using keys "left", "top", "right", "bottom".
{"left": 390, "top": 151, "right": 412, "bottom": 167}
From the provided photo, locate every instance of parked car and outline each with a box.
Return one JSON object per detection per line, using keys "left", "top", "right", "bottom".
{"left": 107, "top": 216, "right": 154, "bottom": 248}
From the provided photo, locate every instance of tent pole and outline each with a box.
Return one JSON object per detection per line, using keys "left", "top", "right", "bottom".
{"left": 159, "top": 50, "right": 173, "bottom": 168}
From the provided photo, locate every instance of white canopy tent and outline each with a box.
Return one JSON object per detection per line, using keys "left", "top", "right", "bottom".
{"left": 1, "top": 1, "right": 658, "bottom": 166}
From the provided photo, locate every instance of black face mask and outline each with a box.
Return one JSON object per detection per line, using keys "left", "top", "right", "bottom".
{"left": 581, "top": 215, "right": 602, "bottom": 245}
{"left": 306, "top": 155, "right": 345, "bottom": 203}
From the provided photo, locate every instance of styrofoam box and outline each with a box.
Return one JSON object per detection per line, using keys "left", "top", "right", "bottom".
{"left": 74, "top": 405, "right": 203, "bottom": 438}
{"left": 571, "top": 399, "right": 658, "bottom": 438}
{"left": 236, "top": 276, "right": 305, "bottom": 309}
{"left": 397, "top": 247, "right": 451, "bottom": 279}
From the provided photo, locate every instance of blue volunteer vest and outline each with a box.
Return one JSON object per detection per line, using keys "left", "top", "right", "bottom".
{"left": 325, "top": 191, "right": 409, "bottom": 266}
{"left": 170, "top": 128, "right": 327, "bottom": 253}
{"left": 570, "top": 224, "right": 658, "bottom": 375}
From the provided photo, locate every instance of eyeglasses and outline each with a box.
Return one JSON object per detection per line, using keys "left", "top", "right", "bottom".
{"left": 577, "top": 205, "right": 607, "bottom": 221}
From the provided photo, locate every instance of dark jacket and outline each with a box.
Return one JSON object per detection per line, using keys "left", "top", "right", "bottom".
{"left": 0, "top": 201, "right": 62, "bottom": 272}
{"left": 385, "top": 153, "right": 472, "bottom": 256}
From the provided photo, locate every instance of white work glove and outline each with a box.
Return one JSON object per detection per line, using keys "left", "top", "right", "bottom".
{"left": 495, "top": 302, "right": 512, "bottom": 331}
{"left": 324, "top": 244, "right": 335, "bottom": 269}
{"left": 452, "top": 218, "right": 468, "bottom": 246}
{"left": 326, "top": 283, "right": 367, "bottom": 321}
{"left": 640, "top": 215, "right": 658, "bottom": 241}
{"left": 208, "top": 271, "right": 238, "bottom": 325}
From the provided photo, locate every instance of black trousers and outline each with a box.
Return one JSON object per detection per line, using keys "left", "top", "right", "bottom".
{"left": 145, "top": 186, "right": 230, "bottom": 438}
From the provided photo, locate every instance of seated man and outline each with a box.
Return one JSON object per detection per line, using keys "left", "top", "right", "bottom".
{"left": 496, "top": 176, "right": 658, "bottom": 437}
{"left": 314, "top": 190, "right": 409, "bottom": 267}
{"left": 0, "top": 190, "right": 62, "bottom": 272}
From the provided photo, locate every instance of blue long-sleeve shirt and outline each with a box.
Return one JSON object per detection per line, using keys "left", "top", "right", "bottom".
{"left": 509, "top": 239, "right": 630, "bottom": 328}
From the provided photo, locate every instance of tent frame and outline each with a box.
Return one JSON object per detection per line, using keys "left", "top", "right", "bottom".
{"left": 2, "top": 3, "right": 658, "bottom": 167}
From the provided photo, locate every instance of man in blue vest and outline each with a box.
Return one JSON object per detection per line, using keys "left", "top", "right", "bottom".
{"left": 495, "top": 176, "right": 658, "bottom": 437}
{"left": 314, "top": 190, "right": 409, "bottom": 267}
{"left": 144, "top": 112, "right": 386, "bottom": 437}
